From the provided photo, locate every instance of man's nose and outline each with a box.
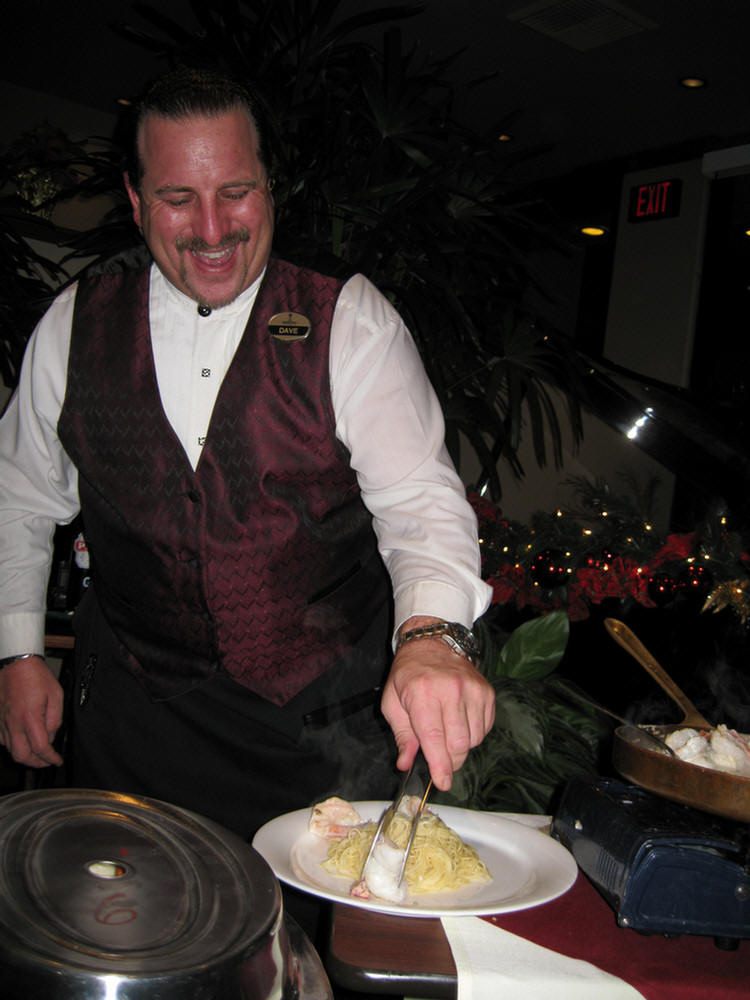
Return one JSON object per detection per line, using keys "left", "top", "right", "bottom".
{"left": 192, "top": 199, "right": 228, "bottom": 246}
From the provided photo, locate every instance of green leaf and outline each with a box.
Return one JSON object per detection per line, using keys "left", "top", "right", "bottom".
{"left": 493, "top": 687, "right": 547, "bottom": 757}
{"left": 494, "top": 610, "right": 569, "bottom": 681}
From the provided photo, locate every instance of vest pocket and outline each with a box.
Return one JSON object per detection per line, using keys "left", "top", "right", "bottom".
{"left": 305, "top": 561, "right": 362, "bottom": 605}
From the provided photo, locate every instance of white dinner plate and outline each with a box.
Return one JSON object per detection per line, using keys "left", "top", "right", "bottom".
{"left": 252, "top": 801, "right": 577, "bottom": 918}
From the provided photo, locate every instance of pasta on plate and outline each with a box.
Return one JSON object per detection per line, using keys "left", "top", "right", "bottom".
{"left": 320, "top": 804, "right": 491, "bottom": 896}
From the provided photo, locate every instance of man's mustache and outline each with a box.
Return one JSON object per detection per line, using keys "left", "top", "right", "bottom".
{"left": 175, "top": 230, "right": 251, "bottom": 253}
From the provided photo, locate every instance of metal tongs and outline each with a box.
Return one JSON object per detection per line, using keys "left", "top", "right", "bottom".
{"left": 360, "top": 751, "right": 433, "bottom": 887}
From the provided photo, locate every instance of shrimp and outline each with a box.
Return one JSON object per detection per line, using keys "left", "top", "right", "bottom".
{"left": 708, "top": 725, "right": 750, "bottom": 777}
{"left": 396, "top": 794, "right": 422, "bottom": 819}
{"left": 350, "top": 879, "right": 371, "bottom": 899}
{"left": 665, "top": 724, "right": 750, "bottom": 777}
{"left": 308, "top": 796, "right": 363, "bottom": 840}
{"left": 666, "top": 728, "right": 709, "bottom": 763}
{"left": 360, "top": 839, "right": 408, "bottom": 902}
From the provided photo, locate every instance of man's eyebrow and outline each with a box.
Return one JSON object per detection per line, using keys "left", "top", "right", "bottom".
{"left": 219, "top": 179, "right": 261, "bottom": 190}
{"left": 153, "top": 179, "right": 261, "bottom": 196}
{"left": 154, "top": 184, "right": 193, "bottom": 196}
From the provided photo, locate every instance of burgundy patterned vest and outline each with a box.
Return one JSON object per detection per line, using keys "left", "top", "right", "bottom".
{"left": 58, "top": 259, "right": 389, "bottom": 704}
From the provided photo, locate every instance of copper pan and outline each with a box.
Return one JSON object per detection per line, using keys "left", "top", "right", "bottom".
{"left": 605, "top": 618, "right": 750, "bottom": 824}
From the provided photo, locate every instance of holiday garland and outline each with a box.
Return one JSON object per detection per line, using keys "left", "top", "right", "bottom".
{"left": 471, "top": 476, "right": 750, "bottom": 623}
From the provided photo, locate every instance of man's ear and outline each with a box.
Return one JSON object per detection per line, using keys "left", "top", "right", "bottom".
{"left": 123, "top": 172, "right": 142, "bottom": 229}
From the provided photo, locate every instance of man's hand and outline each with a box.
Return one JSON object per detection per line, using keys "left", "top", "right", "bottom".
{"left": 380, "top": 619, "right": 495, "bottom": 791}
{"left": 0, "top": 656, "right": 64, "bottom": 767}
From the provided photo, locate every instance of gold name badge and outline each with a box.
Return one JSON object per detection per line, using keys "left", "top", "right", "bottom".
{"left": 268, "top": 311, "right": 311, "bottom": 341}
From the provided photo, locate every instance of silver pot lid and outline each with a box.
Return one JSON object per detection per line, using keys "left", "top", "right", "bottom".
{"left": 0, "top": 788, "right": 289, "bottom": 997}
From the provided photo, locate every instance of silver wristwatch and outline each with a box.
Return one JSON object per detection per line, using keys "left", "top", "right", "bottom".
{"left": 396, "top": 622, "right": 481, "bottom": 665}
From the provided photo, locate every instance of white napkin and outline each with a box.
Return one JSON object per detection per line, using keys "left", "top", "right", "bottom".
{"left": 440, "top": 814, "right": 646, "bottom": 1000}
{"left": 441, "top": 915, "right": 647, "bottom": 1000}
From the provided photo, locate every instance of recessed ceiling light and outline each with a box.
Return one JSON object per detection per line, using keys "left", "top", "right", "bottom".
{"left": 679, "top": 77, "right": 706, "bottom": 89}
{"left": 497, "top": 133, "right": 513, "bottom": 143}
{"left": 580, "top": 226, "right": 608, "bottom": 237}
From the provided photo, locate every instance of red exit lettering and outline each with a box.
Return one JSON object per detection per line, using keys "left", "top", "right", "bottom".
{"left": 628, "top": 178, "right": 682, "bottom": 223}
{"left": 636, "top": 181, "right": 671, "bottom": 216}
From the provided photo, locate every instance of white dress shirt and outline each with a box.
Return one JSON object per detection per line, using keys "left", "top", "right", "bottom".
{"left": 0, "top": 263, "right": 491, "bottom": 659}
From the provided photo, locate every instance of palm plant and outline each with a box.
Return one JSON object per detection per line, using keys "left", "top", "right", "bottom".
{"left": 0, "top": 122, "right": 135, "bottom": 388}
{"left": 2, "top": 0, "right": 588, "bottom": 498}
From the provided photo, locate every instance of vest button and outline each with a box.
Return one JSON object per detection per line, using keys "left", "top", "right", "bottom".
{"left": 187, "top": 557, "right": 200, "bottom": 569}
{"left": 185, "top": 490, "right": 201, "bottom": 503}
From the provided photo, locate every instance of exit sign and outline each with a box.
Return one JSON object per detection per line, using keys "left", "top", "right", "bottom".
{"left": 628, "top": 178, "right": 682, "bottom": 222}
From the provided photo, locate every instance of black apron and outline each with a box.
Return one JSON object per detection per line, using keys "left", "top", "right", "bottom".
{"left": 68, "top": 588, "right": 398, "bottom": 840}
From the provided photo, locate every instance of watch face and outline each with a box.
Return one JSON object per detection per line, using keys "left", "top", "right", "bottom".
{"left": 447, "top": 624, "right": 481, "bottom": 661}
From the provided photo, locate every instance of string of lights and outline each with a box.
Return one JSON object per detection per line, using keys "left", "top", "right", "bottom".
{"left": 472, "top": 477, "right": 750, "bottom": 624}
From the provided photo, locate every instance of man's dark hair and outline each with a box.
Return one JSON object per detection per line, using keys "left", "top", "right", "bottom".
{"left": 124, "top": 66, "right": 271, "bottom": 189}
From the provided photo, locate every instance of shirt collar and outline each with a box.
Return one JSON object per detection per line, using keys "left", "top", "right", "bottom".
{"left": 152, "top": 264, "right": 266, "bottom": 320}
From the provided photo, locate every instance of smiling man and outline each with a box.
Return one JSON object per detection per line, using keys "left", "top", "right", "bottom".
{"left": 125, "top": 107, "right": 275, "bottom": 309}
{"left": 0, "top": 67, "right": 493, "bottom": 844}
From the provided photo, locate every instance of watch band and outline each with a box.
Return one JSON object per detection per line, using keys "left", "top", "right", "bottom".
{"left": 396, "top": 622, "right": 480, "bottom": 665}
{"left": 0, "top": 653, "right": 45, "bottom": 669}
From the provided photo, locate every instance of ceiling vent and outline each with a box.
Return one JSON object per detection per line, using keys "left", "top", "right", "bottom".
{"left": 508, "top": 0, "right": 657, "bottom": 51}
